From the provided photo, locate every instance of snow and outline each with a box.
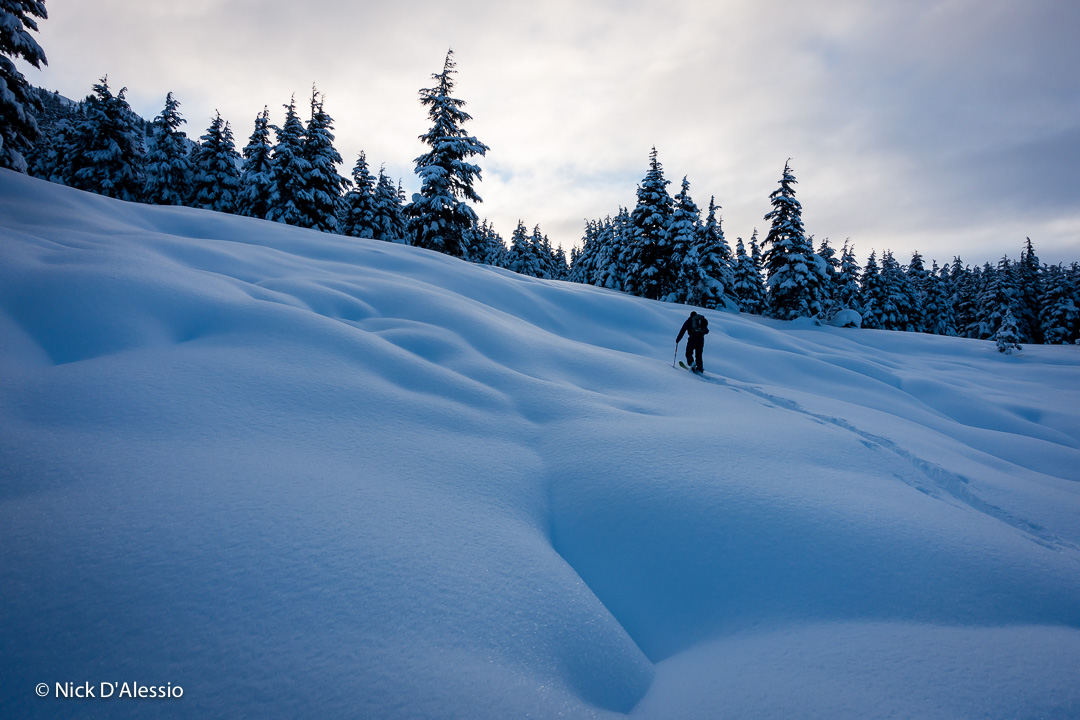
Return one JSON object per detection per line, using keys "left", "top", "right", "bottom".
{"left": 2, "top": 168, "right": 1079, "bottom": 719}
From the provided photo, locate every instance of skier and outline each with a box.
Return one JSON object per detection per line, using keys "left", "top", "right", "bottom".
{"left": 677, "top": 311, "right": 709, "bottom": 373}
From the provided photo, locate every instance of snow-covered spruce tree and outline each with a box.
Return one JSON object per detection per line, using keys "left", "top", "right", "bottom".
{"left": 265, "top": 95, "right": 310, "bottom": 227}
{"left": 527, "top": 226, "right": 564, "bottom": 280}
{"left": 968, "top": 264, "right": 993, "bottom": 338}
{"left": 300, "top": 88, "right": 347, "bottom": 233}
{"left": 761, "top": 160, "right": 827, "bottom": 319}
{"left": 876, "top": 251, "right": 915, "bottom": 331}
{"left": 666, "top": 176, "right": 700, "bottom": 303}
{"left": 533, "top": 225, "right": 555, "bottom": 279}
{"left": 976, "top": 257, "right": 1020, "bottom": 340}
{"left": 189, "top": 111, "right": 241, "bottom": 214}
{"left": 340, "top": 151, "right": 378, "bottom": 239}
{"left": 923, "top": 261, "right": 957, "bottom": 336}
{"left": 1039, "top": 263, "right": 1080, "bottom": 344}
{"left": 568, "top": 220, "right": 600, "bottom": 284}
{"left": 859, "top": 251, "right": 884, "bottom": 329}
{"left": 625, "top": 147, "right": 675, "bottom": 300}
{"left": 731, "top": 235, "right": 767, "bottom": 315}
{"left": 574, "top": 215, "right": 625, "bottom": 290}
{"left": 143, "top": 92, "right": 192, "bottom": 206}
{"left": 608, "top": 208, "right": 634, "bottom": 291}
{"left": 816, "top": 237, "right": 839, "bottom": 319}
{"left": 406, "top": 49, "right": 490, "bottom": 257}
{"left": 702, "top": 196, "right": 737, "bottom": 306}
{"left": 834, "top": 241, "right": 862, "bottom": 312}
{"left": 994, "top": 306, "right": 1022, "bottom": 354}
{"left": 372, "top": 168, "right": 408, "bottom": 242}
{"left": 904, "top": 251, "right": 929, "bottom": 333}
{"left": 0, "top": 0, "right": 48, "bottom": 171}
{"left": 950, "top": 257, "right": 979, "bottom": 338}
{"left": 25, "top": 111, "right": 68, "bottom": 182}
{"left": 553, "top": 245, "right": 569, "bottom": 280}
{"left": 66, "top": 78, "right": 146, "bottom": 201}
{"left": 507, "top": 220, "right": 541, "bottom": 277}
{"left": 1017, "top": 237, "right": 1043, "bottom": 343}
{"left": 680, "top": 187, "right": 737, "bottom": 310}
{"left": 24, "top": 89, "right": 76, "bottom": 182}
{"left": 237, "top": 106, "right": 274, "bottom": 219}
{"left": 467, "top": 219, "right": 506, "bottom": 266}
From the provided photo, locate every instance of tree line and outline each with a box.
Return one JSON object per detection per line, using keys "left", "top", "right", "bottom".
{"left": 2, "top": 4, "right": 1077, "bottom": 349}
{"left": 571, "top": 152, "right": 1080, "bottom": 350}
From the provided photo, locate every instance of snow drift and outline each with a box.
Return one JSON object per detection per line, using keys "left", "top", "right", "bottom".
{"left": 2, "top": 169, "right": 1079, "bottom": 719}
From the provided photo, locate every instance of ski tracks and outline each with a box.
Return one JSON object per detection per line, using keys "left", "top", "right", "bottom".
{"left": 695, "top": 370, "right": 1080, "bottom": 555}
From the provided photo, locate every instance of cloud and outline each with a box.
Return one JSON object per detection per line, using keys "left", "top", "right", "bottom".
{"left": 24, "top": 0, "right": 1080, "bottom": 264}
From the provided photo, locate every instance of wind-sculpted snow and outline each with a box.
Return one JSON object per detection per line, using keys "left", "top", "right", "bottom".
{"left": 1, "top": 170, "right": 1079, "bottom": 719}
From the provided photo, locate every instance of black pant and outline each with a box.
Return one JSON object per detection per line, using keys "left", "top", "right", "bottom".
{"left": 686, "top": 335, "right": 704, "bottom": 371}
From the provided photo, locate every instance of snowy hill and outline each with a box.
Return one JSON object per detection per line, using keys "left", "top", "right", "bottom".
{"left": 2, "top": 169, "right": 1079, "bottom": 719}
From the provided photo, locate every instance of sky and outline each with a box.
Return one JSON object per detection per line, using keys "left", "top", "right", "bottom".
{"left": 20, "top": 0, "right": 1080, "bottom": 265}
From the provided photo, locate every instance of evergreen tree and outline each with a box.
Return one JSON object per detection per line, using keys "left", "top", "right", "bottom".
{"left": 569, "top": 220, "right": 601, "bottom": 285}
{"left": 731, "top": 235, "right": 767, "bottom": 315}
{"left": 976, "top": 258, "right": 1020, "bottom": 340}
{"left": 371, "top": 167, "right": 408, "bottom": 242}
{"left": 950, "top": 257, "right": 979, "bottom": 338}
{"left": 529, "top": 225, "right": 548, "bottom": 278}
{"left": 65, "top": 78, "right": 146, "bottom": 201}
{"left": 876, "top": 251, "right": 914, "bottom": 331}
{"left": 577, "top": 213, "right": 628, "bottom": 291}
{"left": 924, "top": 261, "right": 957, "bottom": 336}
{"left": 994, "top": 307, "right": 1022, "bottom": 354}
{"left": 761, "top": 160, "right": 827, "bottom": 319}
{"left": 340, "top": 151, "right": 378, "bottom": 239}
{"left": 507, "top": 220, "right": 542, "bottom": 277}
{"left": 816, "top": 237, "right": 839, "bottom": 319}
{"left": 406, "top": 49, "right": 490, "bottom": 257}
{"left": 834, "top": 241, "right": 862, "bottom": 311}
{"left": 860, "top": 251, "right": 884, "bottom": 329}
{"left": 468, "top": 219, "right": 507, "bottom": 266}
{"left": 904, "top": 251, "right": 929, "bottom": 333}
{"left": 553, "top": 245, "right": 569, "bottom": 280}
{"left": 237, "top": 106, "right": 274, "bottom": 219}
{"left": 680, "top": 187, "right": 736, "bottom": 309}
{"left": 25, "top": 111, "right": 70, "bottom": 182}
{"left": 602, "top": 208, "right": 633, "bottom": 291}
{"left": 189, "top": 111, "right": 241, "bottom": 213}
{"left": 533, "top": 225, "right": 555, "bottom": 279}
{"left": 143, "top": 92, "right": 192, "bottom": 206}
{"left": 624, "top": 147, "right": 675, "bottom": 300}
{"left": 1017, "top": 237, "right": 1043, "bottom": 343}
{"left": 0, "top": 0, "right": 48, "bottom": 171}
{"left": 1039, "top": 263, "right": 1080, "bottom": 344}
{"left": 666, "top": 176, "right": 700, "bottom": 303}
{"left": 265, "top": 95, "right": 310, "bottom": 227}
{"left": 300, "top": 87, "right": 348, "bottom": 232}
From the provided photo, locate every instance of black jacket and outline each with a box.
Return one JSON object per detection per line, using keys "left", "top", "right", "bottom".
{"left": 677, "top": 313, "right": 709, "bottom": 342}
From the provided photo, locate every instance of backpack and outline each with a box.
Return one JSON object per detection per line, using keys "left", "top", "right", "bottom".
{"left": 692, "top": 314, "right": 709, "bottom": 334}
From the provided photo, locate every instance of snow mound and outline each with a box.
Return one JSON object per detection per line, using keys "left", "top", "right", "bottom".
{"left": 829, "top": 307, "right": 863, "bottom": 328}
{"left": 2, "top": 170, "right": 1079, "bottom": 719}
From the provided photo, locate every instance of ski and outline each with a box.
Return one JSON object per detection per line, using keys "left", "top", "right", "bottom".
{"left": 678, "top": 361, "right": 704, "bottom": 375}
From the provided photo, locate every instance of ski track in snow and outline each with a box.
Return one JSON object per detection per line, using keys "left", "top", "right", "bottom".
{"left": 688, "top": 368, "right": 1080, "bottom": 554}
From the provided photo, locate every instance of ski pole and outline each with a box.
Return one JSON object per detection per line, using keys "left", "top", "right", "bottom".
{"left": 673, "top": 339, "right": 679, "bottom": 368}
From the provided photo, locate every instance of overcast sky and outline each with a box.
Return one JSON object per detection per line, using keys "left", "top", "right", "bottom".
{"left": 23, "top": 0, "right": 1080, "bottom": 265}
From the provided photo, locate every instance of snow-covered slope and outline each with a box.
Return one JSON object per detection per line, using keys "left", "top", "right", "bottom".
{"left": 2, "top": 169, "right": 1078, "bottom": 719}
